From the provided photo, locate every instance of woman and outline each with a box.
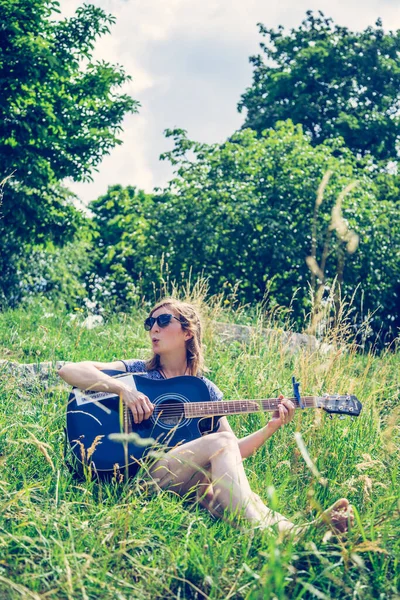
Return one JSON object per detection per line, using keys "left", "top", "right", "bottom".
{"left": 58, "top": 297, "right": 354, "bottom": 537}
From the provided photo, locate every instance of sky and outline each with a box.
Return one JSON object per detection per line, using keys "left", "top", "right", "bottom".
{"left": 60, "top": 0, "right": 400, "bottom": 208}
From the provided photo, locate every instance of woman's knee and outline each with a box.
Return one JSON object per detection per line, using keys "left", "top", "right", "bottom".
{"left": 208, "top": 431, "right": 239, "bottom": 453}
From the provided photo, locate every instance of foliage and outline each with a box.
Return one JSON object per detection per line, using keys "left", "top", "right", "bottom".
{"left": 16, "top": 234, "right": 93, "bottom": 309}
{"left": 238, "top": 11, "right": 400, "bottom": 164}
{"left": 0, "top": 0, "right": 139, "bottom": 305}
{"left": 81, "top": 122, "right": 399, "bottom": 342}
{"left": 29, "top": 123, "right": 398, "bottom": 343}
{"left": 1, "top": 4, "right": 398, "bottom": 349}
{"left": 148, "top": 122, "right": 398, "bottom": 342}
{"left": 0, "top": 193, "right": 87, "bottom": 308}
{"left": 0, "top": 297, "right": 399, "bottom": 598}
{"left": 87, "top": 184, "right": 159, "bottom": 309}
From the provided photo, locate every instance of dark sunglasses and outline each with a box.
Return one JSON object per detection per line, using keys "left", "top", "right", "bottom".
{"left": 144, "top": 313, "right": 184, "bottom": 331}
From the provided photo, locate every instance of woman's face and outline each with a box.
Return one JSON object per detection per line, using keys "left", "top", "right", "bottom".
{"left": 148, "top": 306, "right": 191, "bottom": 355}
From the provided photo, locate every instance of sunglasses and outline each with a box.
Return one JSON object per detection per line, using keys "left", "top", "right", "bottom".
{"left": 144, "top": 313, "right": 184, "bottom": 331}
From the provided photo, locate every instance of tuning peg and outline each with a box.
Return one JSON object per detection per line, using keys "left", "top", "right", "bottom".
{"left": 339, "top": 415, "right": 346, "bottom": 420}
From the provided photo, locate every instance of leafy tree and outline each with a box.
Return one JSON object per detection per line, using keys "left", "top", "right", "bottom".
{"left": 238, "top": 11, "right": 400, "bottom": 164}
{"left": 88, "top": 185, "right": 158, "bottom": 308}
{"left": 0, "top": 0, "right": 139, "bottom": 306}
{"left": 83, "top": 123, "right": 399, "bottom": 341}
{"left": 17, "top": 235, "right": 93, "bottom": 309}
{"left": 151, "top": 122, "right": 398, "bottom": 341}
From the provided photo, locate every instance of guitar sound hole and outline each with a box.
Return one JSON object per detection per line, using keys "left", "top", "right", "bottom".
{"left": 155, "top": 399, "right": 185, "bottom": 426}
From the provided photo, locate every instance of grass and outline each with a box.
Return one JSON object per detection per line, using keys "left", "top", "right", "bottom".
{"left": 0, "top": 292, "right": 399, "bottom": 599}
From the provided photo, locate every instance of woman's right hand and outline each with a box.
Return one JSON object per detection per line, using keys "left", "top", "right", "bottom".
{"left": 119, "top": 387, "right": 154, "bottom": 424}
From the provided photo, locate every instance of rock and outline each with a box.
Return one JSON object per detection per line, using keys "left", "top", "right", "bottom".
{"left": 81, "top": 315, "right": 104, "bottom": 329}
{"left": 0, "top": 359, "right": 71, "bottom": 390}
{"left": 213, "top": 322, "right": 320, "bottom": 352}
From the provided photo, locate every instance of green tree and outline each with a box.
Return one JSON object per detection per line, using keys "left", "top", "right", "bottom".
{"left": 82, "top": 123, "right": 399, "bottom": 341}
{"left": 238, "top": 11, "right": 400, "bottom": 164}
{"left": 17, "top": 234, "right": 93, "bottom": 309}
{"left": 88, "top": 185, "right": 158, "bottom": 308}
{"left": 0, "top": 0, "right": 139, "bottom": 305}
{"left": 152, "top": 122, "right": 398, "bottom": 341}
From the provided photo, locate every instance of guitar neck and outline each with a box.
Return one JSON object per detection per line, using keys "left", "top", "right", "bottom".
{"left": 184, "top": 396, "right": 318, "bottom": 419}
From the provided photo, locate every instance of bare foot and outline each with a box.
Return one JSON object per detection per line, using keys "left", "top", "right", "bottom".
{"left": 275, "top": 498, "right": 355, "bottom": 542}
{"left": 315, "top": 498, "right": 354, "bottom": 533}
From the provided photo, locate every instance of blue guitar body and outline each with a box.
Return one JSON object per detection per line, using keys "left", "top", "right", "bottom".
{"left": 66, "top": 369, "right": 220, "bottom": 478}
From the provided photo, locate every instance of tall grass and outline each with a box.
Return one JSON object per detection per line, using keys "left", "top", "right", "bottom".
{"left": 0, "top": 291, "right": 399, "bottom": 599}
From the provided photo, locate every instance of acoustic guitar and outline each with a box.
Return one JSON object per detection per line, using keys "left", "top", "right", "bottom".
{"left": 66, "top": 370, "right": 362, "bottom": 479}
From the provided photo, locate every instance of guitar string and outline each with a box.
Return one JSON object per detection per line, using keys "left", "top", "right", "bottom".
{"left": 147, "top": 397, "right": 354, "bottom": 417}
{"left": 122, "top": 399, "right": 354, "bottom": 431}
{"left": 149, "top": 397, "right": 334, "bottom": 408}
{"left": 116, "top": 395, "right": 353, "bottom": 420}
{"left": 128, "top": 396, "right": 349, "bottom": 411}
{"left": 149, "top": 400, "right": 307, "bottom": 412}
{"left": 142, "top": 399, "right": 328, "bottom": 417}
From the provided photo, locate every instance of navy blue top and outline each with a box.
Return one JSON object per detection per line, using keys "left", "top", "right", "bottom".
{"left": 120, "top": 359, "right": 223, "bottom": 401}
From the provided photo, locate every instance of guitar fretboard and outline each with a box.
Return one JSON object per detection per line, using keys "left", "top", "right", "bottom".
{"left": 182, "top": 396, "right": 318, "bottom": 418}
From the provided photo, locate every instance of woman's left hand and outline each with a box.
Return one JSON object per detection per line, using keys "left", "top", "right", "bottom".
{"left": 271, "top": 395, "right": 295, "bottom": 427}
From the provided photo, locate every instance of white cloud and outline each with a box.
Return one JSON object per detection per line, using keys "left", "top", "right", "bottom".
{"left": 59, "top": 0, "right": 400, "bottom": 205}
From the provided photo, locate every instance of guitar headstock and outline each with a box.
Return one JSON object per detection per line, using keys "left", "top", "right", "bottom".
{"left": 318, "top": 394, "right": 362, "bottom": 417}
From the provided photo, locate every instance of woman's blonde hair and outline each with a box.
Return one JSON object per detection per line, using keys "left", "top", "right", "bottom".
{"left": 145, "top": 297, "right": 205, "bottom": 376}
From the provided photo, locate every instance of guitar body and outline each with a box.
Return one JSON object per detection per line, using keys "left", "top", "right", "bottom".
{"left": 66, "top": 370, "right": 219, "bottom": 478}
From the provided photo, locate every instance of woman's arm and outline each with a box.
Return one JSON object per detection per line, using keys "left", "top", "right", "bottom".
{"left": 217, "top": 398, "right": 295, "bottom": 460}
{"left": 58, "top": 360, "right": 154, "bottom": 424}
{"left": 57, "top": 360, "right": 128, "bottom": 395}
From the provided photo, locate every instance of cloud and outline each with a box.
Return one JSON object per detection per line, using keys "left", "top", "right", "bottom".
{"left": 60, "top": 0, "right": 400, "bottom": 205}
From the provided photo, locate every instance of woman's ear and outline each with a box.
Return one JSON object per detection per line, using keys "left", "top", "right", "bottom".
{"left": 184, "top": 331, "right": 193, "bottom": 342}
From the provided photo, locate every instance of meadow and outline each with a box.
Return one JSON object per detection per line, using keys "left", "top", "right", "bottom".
{"left": 0, "top": 292, "right": 399, "bottom": 599}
